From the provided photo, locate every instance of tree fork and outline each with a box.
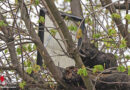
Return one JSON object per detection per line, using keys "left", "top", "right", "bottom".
{"left": 42, "top": 0, "right": 94, "bottom": 90}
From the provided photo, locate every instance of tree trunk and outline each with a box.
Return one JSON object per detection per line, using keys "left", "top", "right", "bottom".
{"left": 42, "top": 0, "right": 94, "bottom": 90}
{"left": 70, "top": 0, "right": 83, "bottom": 17}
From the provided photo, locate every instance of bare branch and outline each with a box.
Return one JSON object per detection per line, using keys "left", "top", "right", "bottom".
{"left": 115, "top": 2, "right": 130, "bottom": 10}
{"left": 0, "top": 66, "right": 16, "bottom": 70}
{"left": 0, "top": 33, "right": 6, "bottom": 41}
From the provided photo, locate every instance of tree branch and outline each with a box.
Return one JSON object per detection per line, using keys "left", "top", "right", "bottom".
{"left": 42, "top": 0, "right": 94, "bottom": 90}
{"left": 100, "top": 0, "right": 130, "bottom": 48}
{"left": 17, "top": 0, "right": 67, "bottom": 87}
{"left": 0, "top": 66, "right": 16, "bottom": 70}
{"left": 0, "top": 33, "right": 6, "bottom": 41}
{"left": 70, "top": 0, "right": 83, "bottom": 17}
{"left": 115, "top": 2, "right": 130, "bottom": 10}
{"left": 0, "top": 11, "right": 49, "bottom": 89}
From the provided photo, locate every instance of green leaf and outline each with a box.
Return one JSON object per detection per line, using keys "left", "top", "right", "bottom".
{"left": 4, "top": 49, "right": 8, "bottom": 54}
{"left": 114, "top": 54, "right": 118, "bottom": 59}
{"left": 26, "top": 67, "right": 33, "bottom": 74}
{"left": 104, "top": 42, "right": 111, "bottom": 48}
{"left": 68, "top": 25, "right": 77, "bottom": 32}
{"left": 125, "top": 55, "right": 130, "bottom": 60}
{"left": 66, "top": 10, "right": 71, "bottom": 14}
{"left": 16, "top": 45, "right": 27, "bottom": 55}
{"left": 42, "top": 64, "right": 46, "bottom": 69}
{"left": 128, "top": 66, "right": 130, "bottom": 75}
{"left": 50, "top": 29, "right": 57, "bottom": 36}
{"left": 15, "top": 0, "right": 18, "bottom": 4}
{"left": 38, "top": 16, "right": 45, "bottom": 23}
{"left": 19, "top": 81, "right": 26, "bottom": 89}
{"left": 82, "top": 68, "right": 88, "bottom": 76}
{"left": 119, "top": 39, "right": 127, "bottom": 48}
{"left": 64, "top": 0, "right": 71, "bottom": 2}
{"left": 0, "top": 0, "right": 5, "bottom": 2}
{"left": 85, "top": 18, "right": 93, "bottom": 25}
{"left": 117, "top": 65, "right": 126, "bottom": 72}
{"left": 16, "top": 47, "right": 21, "bottom": 55}
{"left": 77, "top": 67, "right": 88, "bottom": 76}
{"left": 108, "top": 29, "right": 116, "bottom": 36}
{"left": 92, "top": 68, "right": 97, "bottom": 74}
{"left": 93, "top": 65, "right": 104, "bottom": 74}
{"left": 64, "top": 16, "right": 69, "bottom": 20}
{"left": 0, "top": 20, "right": 7, "bottom": 27}
{"left": 22, "top": 45, "right": 27, "bottom": 51}
{"left": 35, "top": 65, "right": 40, "bottom": 71}
{"left": 35, "top": 0, "right": 39, "bottom": 5}
{"left": 24, "top": 60, "right": 31, "bottom": 67}
{"left": 33, "top": 64, "right": 41, "bottom": 73}
{"left": 28, "top": 44, "right": 32, "bottom": 52}
{"left": 125, "top": 14, "right": 130, "bottom": 20}
{"left": 93, "top": 33, "right": 101, "bottom": 38}
{"left": 33, "top": 44, "right": 36, "bottom": 50}
{"left": 24, "top": 61, "right": 28, "bottom": 66}
{"left": 77, "top": 68, "right": 82, "bottom": 76}
{"left": 119, "top": 44, "right": 126, "bottom": 48}
{"left": 112, "top": 13, "right": 121, "bottom": 19}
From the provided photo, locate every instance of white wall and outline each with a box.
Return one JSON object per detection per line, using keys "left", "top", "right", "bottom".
{"left": 44, "top": 15, "right": 75, "bottom": 68}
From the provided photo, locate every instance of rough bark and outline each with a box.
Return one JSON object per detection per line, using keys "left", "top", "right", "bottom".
{"left": 42, "top": 0, "right": 94, "bottom": 90}
{"left": 62, "top": 66, "right": 130, "bottom": 90}
{"left": 17, "top": 0, "right": 67, "bottom": 87}
{"left": 0, "top": 12, "right": 49, "bottom": 89}
{"left": 70, "top": 0, "right": 83, "bottom": 18}
{"left": 0, "top": 12, "right": 34, "bottom": 83}
{"left": 70, "top": 0, "right": 91, "bottom": 50}
{"left": 115, "top": 2, "right": 130, "bottom": 10}
{"left": 80, "top": 47, "right": 117, "bottom": 69}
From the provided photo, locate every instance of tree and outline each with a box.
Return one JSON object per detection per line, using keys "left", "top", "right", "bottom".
{"left": 0, "top": 0, "right": 129, "bottom": 90}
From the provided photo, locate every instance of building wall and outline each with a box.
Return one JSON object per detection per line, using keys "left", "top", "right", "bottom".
{"left": 44, "top": 15, "right": 75, "bottom": 68}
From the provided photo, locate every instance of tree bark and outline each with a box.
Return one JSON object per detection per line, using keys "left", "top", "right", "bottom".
{"left": 0, "top": 12, "right": 50, "bottom": 89}
{"left": 42, "top": 0, "right": 94, "bottom": 90}
{"left": 63, "top": 66, "right": 130, "bottom": 90}
{"left": 115, "top": 2, "right": 130, "bottom": 10}
{"left": 17, "top": 0, "right": 68, "bottom": 88}
{"left": 70, "top": 0, "right": 91, "bottom": 50}
{"left": 70, "top": 0, "right": 83, "bottom": 18}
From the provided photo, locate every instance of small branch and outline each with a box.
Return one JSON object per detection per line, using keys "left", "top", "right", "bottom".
{"left": 18, "top": 0, "right": 66, "bottom": 88}
{"left": 0, "top": 33, "right": 6, "bottom": 41}
{"left": 125, "top": 0, "right": 129, "bottom": 34}
{"left": 0, "top": 66, "right": 16, "bottom": 70}
{"left": 100, "top": 0, "right": 130, "bottom": 48}
{"left": 42, "top": 0, "right": 94, "bottom": 90}
{"left": 115, "top": 2, "right": 130, "bottom": 10}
